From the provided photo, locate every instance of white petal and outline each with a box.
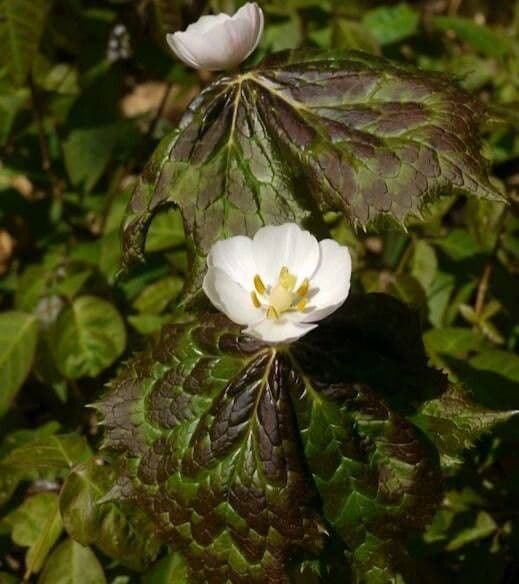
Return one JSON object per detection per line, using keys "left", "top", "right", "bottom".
{"left": 302, "top": 239, "right": 351, "bottom": 323}
{"left": 167, "top": 3, "right": 264, "bottom": 71}
{"left": 166, "top": 33, "right": 201, "bottom": 69}
{"left": 203, "top": 267, "right": 262, "bottom": 325}
{"left": 252, "top": 223, "right": 320, "bottom": 287}
{"left": 207, "top": 235, "right": 256, "bottom": 290}
{"left": 245, "top": 318, "right": 317, "bottom": 344}
{"left": 185, "top": 13, "right": 230, "bottom": 35}
{"left": 232, "top": 2, "right": 264, "bottom": 61}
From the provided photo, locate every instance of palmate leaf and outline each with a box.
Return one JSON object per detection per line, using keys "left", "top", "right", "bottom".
{"left": 97, "top": 294, "right": 497, "bottom": 582}
{"left": 122, "top": 49, "right": 501, "bottom": 301}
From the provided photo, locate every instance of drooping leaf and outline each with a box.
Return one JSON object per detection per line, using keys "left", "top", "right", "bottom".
{"left": 59, "top": 457, "right": 161, "bottom": 571}
{"left": 1, "top": 0, "right": 50, "bottom": 85}
{"left": 96, "top": 295, "right": 452, "bottom": 582}
{"left": 51, "top": 296, "right": 126, "bottom": 379}
{"left": 0, "top": 311, "right": 39, "bottom": 417}
{"left": 0, "top": 422, "right": 61, "bottom": 507}
{"left": 0, "top": 433, "right": 92, "bottom": 473}
{"left": 38, "top": 539, "right": 106, "bottom": 584}
{"left": 1, "top": 492, "right": 63, "bottom": 578}
{"left": 122, "top": 49, "right": 501, "bottom": 301}
{"left": 411, "top": 384, "right": 517, "bottom": 470}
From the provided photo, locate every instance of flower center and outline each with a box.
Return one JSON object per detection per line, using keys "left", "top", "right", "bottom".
{"left": 251, "top": 267, "right": 309, "bottom": 320}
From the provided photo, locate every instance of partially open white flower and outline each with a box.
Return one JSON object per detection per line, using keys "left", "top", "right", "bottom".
{"left": 203, "top": 224, "right": 352, "bottom": 344}
{"left": 166, "top": 2, "right": 264, "bottom": 71}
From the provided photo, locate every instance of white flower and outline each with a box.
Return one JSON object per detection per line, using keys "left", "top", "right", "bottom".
{"left": 203, "top": 224, "right": 352, "bottom": 344}
{"left": 166, "top": 2, "right": 264, "bottom": 72}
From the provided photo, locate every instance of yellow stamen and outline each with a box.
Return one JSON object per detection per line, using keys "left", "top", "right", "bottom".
{"left": 251, "top": 291, "right": 261, "bottom": 308}
{"left": 254, "top": 274, "right": 266, "bottom": 295}
{"left": 266, "top": 306, "right": 279, "bottom": 320}
{"left": 295, "top": 297, "right": 308, "bottom": 312}
{"left": 279, "top": 266, "right": 297, "bottom": 291}
{"left": 296, "top": 278, "right": 309, "bottom": 297}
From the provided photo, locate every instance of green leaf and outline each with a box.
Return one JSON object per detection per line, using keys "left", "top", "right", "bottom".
{"left": 362, "top": 4, "right": 420, "bottom": 46}
{"left": 132, "top": 276, "right": 184, "bottom": 314}
{"left": 435, "top": 228, "right": 481, "bottom": 261}
{"left": 96, "top": 315, "right": 326, "bottom": 582}
{"left": 122, "top": 49, "right": 500, "bottom": 301}
{"left": 424, "top": 327, "right": 485, "bottom": 370}
{"left": 145, "top": 208, "right": 186, "bottom": 253}
{"left": 1, "top": 493, "right": 63, "bottom": 578}
{"left": 445, "top": 511, "right": 497, "bottom": 551}
{"left": 411, "top": 384, "right": 517, "bottom": 470}
{"left": 0, "top": 311, "right": 39, "bottom": 417}
{"left": 432, "top": 16, "right": 514, "bottom": 59}
{"left": 96, "top": 295, "right": 451, "bottom": 582}
{"left": 63, "top": 124, "right": 131, "bottom": 192}
{"left": 59, "top": 457, "right": 161, "bottom": 571}
{"left": 0, "top": 422, "right": 62, "bottom": 507}
{"left": 0, "top": 433, "right": 91, "bottom": 472}
{"left": 38, "top": 539, "right": 106, "bottom": 584}
{"left": 2, "top": 0, "right": 50, "bottom": 85}
{"left": 142, "top": 553, "right": 188, "bottom": 584}
{"left": 51, "top": 296, "right": 126, "bottom": 379}
{"left": 411, "top": 240, "right": 437, "bottom": 290}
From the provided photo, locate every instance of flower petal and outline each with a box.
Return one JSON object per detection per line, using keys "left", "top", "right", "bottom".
{"left": 166, "top": 33, "right": 201, "bottom": 69}
{"left": 207, "top": 235, "right": 256, "bottom": 291}
{"left": 252, "top": 223, "right": 320, "bottom": 287}
{"left": 245, "top": 318, "right": 317, "bottom": 344}
{"left": 203, "top": 267, "right": 262, "bottom": 325}
{"left": 167, "top": 3, "right": 264, "bottom": 71}
{"left": 302, "top": 239, "right": 351, "bottom": 323}
{"left": 233, "top": 2, "right": 264, "bottom": 61}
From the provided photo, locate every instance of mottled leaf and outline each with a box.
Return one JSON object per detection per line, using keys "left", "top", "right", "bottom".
{"left": 96, "top": 295, "right": 453, "bottom": 582}
{"left": 122, "top": 49, "right": 500, "bottom": 301}
{"left": 59, "top": 457, "right": 161, "bottom": 571}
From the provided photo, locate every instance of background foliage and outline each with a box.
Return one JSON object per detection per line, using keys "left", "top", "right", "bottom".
{"left": 0, "top": 0, "right": 518, "bottom": 582}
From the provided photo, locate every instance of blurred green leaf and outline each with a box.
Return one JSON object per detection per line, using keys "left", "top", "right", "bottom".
{"left": 38, "top": 539, "right": 106, "bottom": 584}
{"left": 63, "top": 124, "right": 131, "bottom": 192}
{"left": 145, "top": 208, "right": 186, "bottom": 253}
{"left": 446, "top": 511, "right": 497, "bottom": 551}
{"left": 1, "top": 492, "right": 63, "bottom": 578}
{"left": 362, "top": 4, "right": 419, "bottom": 46}
{"left": 432, "top": 16, "right": 514, "bottom": 59}
{"left": 59, "top": 458, "right": 161, "bottom": 571}
{"left": 141, "top": 553, "right": 188, "bottom": 584}
{"left": 1, "top": 0, "right": 50, "bottom": 85}
{"left": 0, "top": 311, "right": 38, "bottom": 417}
{"left": 0, "top": 433, "right": 91, "bottom": 472}
{"left": 51, "top": 296, "right": 126, "bottom": 379}
{"left": 412, "top": 240, "right": 438, "bottom": 290}
{"left": 132, "top": 276, "right": 183, "bottom": 314}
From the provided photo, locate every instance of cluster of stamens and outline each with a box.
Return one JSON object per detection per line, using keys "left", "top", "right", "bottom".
{"left": 250, "top": 267, "right": 310, "bottom": 320}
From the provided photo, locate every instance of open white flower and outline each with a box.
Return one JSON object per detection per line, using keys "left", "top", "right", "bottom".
{"left": 203, "top": 224, "right": 352, "bottom": 344}
{"left": 166, "top": 2, "right": 264, "bottom": 71}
